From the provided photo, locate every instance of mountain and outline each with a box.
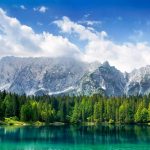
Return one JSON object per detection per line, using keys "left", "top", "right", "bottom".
{"left": 1, "top": 56, "right": 150, "bottom": 96}
{"left": 125, "top": 66, "right": 150, "bottom": 95}
{"left": 76, "top": 61, "right": 126, "bottom": 96}
{"left": 0, "top": 56, "right": 99, "bottom": 95}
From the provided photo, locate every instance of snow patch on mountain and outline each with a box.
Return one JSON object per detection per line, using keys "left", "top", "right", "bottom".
{"left": 1, "top": 56, "right": 150, "bottom": 96}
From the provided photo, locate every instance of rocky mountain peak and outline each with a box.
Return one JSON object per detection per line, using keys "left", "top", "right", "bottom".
{"left": 102, "top": 61, "right": 110, "bottom": 67}
{"left": 1, "top": 56, "right": 150, "bottom": 96}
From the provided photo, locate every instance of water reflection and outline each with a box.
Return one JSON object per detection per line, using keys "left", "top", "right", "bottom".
{"left": 0, "top": 125, "right": 150, "bottom": 145}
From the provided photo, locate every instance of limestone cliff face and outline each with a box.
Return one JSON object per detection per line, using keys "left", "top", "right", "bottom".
{"left": 1, "top": 56, "right": 150, "bottom": 96}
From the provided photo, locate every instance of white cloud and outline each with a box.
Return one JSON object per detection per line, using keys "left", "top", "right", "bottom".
{"left": 1, "top": 8, "right": 150, "bottom": 72}
{"left": 39, "top": 6, "right": 48, "bottom": 13}
{"left": 33, "top": 6, "right": 48, "bottom": 13}
{"left": 54, "top": 16, "right": 150, "bottom": 72}
{"left": 78, "top": 20, "right": 102, "bottom": 26}
{"left": 20, "top": 5, "right": 26, "bottom": 10}
{"left": 0, "top": 9, "right": 82, "bottom": 59}
{"left": 54, "top": 16, "right": 105, "bottom": 41}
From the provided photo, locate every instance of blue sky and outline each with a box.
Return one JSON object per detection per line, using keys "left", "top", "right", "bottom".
{"left": 1, "top": 0, "right": 150, "bottom": 43}
{"left": 0, "top": 0, "right": 150, "bottom": 72}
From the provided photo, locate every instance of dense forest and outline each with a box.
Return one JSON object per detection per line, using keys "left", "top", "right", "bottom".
{"left": 0, "top": 91, "right": 150, "bottom": 124}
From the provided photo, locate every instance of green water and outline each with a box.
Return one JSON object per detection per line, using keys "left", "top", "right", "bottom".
{"left": 0, "top": 125, "right": 150, "bottom": 150}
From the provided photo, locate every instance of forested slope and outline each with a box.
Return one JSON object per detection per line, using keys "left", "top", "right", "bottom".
{"left": 0, "top": 91, "right": 150, "bottom": 124}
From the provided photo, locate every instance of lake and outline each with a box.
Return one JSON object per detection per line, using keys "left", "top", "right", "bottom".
{"left": 0, "top": 125, "right": 150, "bottom": 150}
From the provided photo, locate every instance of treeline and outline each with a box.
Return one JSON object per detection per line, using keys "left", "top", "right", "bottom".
{"left": 0, "top": 91, "right": 150, "bottom": 124}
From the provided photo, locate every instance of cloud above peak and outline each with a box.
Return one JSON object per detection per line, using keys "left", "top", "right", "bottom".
{"left": 0, "top": 8, "right": 150, "bottom": 72}
{"left": 0, "top": 8, "right": 81, "bottom": 59}
{"left": 54, "top": 16, "right": 150, "bottom": 72}
{"left": 54, "top": 16, "right": 106, "bottom": 41}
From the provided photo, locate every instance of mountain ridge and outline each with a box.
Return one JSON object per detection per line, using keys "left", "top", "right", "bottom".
{"left": 0, "top": 56, "right": 150, "bottom": 96}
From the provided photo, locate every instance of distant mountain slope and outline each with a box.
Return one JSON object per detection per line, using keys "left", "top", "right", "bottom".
{"left": 76, "top": 61, "right": 126, "bottom": 96}
{"left": 1, "top": 56, "right": 150, "bottom": 96}
{"left": 0, "top": 56, "right": 98, "bottom": 95}
{"left": 125, "top": 66, "right": 150, "bottom": 95}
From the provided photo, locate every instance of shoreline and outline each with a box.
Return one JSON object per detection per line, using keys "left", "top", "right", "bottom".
{"left": 1, "top": 118, "right": 150, "bottom": 127}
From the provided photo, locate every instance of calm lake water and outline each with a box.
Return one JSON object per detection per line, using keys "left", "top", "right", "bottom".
{"left": 0, "top": 125, "right": 150, "bottom": 150}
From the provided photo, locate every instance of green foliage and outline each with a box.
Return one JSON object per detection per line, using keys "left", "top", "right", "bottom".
{"left": 148, "top": 104, "right": 150, "bottom": 121}
{"left": 0, "top": 91, "right": 150, "bottom": 124}
{"left": 94, "top": 101, "right": 103, "bottom": 123}
{"left": 135, "top": 102, "right": 149, "bottom": 123}
{"left": 20, "top": 102, "right": 33, "bottom": 121}
{"left": 70, "top": 101, "right": 80, "bottom": 123}
{"left": 39, "top": 102, "right": 55, "bottom": 123}
{"left": 119, "top": 101, "right": 134, "bottom": 123}
{"left": 108, "top": 119, "right": 115, "bottom": 124}
{"left": 2, "top": 94, "right": 14, "bottom": 117}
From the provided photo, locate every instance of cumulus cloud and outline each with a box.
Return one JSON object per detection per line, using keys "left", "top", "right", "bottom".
{"left": 54, "top": 16, "right": 150, "bottom": 72}
{"left": 0, "top": 8, "right": 150, "bottom": 72}
{"left": 54, "top": 16, "right": 106, "bottom": 41}
{"left": 85, "top": 20, "right": 101, "bottom": 26}
{"left": 33, "top": 6, "right": 48, "bottom": 13}
{"left": 0, "top": 9, "right": 82, "bottom": 59}
{"left": 78, "top": 20, "right": 102, "bottom": 26}
{"left": 20, "top": 5, "right": 26, "bottom": 10}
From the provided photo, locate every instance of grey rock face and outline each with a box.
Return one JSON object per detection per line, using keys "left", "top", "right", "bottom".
{"left": 125, "top": 66, "right": 150, "bottom": 95}
{"left": 1, "top": 56, "right": 150, "bottom": 96}
{"left": 77, "top": 61, "right": 126, "bottom": 96}
{"left": 0, "top": 57, "right": 89, "bottom": 95}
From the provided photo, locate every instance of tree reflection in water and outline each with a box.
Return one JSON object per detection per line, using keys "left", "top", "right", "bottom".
{"left": 0, "top": 125, "right": 150, "bottom": 145}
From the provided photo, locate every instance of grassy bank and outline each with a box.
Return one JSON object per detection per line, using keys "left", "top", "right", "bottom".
{"left": 1, "top": 118, "right": 150, "bottom": 127}
{"left": 0, "top": 117, "right": 66, "bottom": 126}
{"left": 1, "top": 117, "right": 43, "bottom": 126}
